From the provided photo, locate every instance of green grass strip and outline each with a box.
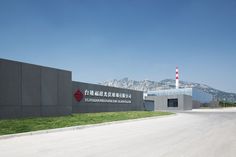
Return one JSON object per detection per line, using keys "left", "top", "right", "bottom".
{"left": 0, "top": 111, "right": 173, "bottom": 135}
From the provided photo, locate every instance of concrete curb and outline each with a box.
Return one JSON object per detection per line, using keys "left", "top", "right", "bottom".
{"left": 0, "top": 114, "right": 176, "bottom": 140}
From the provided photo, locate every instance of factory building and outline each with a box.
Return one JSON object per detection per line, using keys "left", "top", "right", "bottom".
{"left": 0, "top": 58, "right": 215, "bottom": 118}
{"left": 147, "top": 88, "right": 213, "bottom": 103}
{"left": 145, "top": 88, "right": 213, "bottom": 110}
{"left": 144, "top": 67, "right": 214, "bottom": 111}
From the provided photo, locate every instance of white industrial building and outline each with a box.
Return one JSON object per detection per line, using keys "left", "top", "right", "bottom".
{"left": 144, "top": 67, "right": 214, "bottom": 111}
{"left": 145, "top": 88, "right": 213, "bottom": 110}
{"left": 147, "top": 88, "right": 213, "bottom": 103}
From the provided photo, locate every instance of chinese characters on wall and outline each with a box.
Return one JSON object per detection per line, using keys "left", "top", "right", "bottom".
{"left": 83, "top": 89, "right": 132, "bottom": 104}
{"left": 84, "top": 89, "right": 132, "bottom": 99}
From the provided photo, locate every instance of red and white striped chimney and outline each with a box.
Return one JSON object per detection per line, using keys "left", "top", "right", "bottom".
{"left": 176, "top": 66, "right": 179, "bottom": 89}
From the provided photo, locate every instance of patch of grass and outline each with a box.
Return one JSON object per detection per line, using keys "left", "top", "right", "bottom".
{"left": 0, "top": 111, "right": 173, "bottom": 135}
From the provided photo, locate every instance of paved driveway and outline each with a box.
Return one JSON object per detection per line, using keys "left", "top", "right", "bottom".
{"left": 1, "top": 108, "right": 236, "bottom": 157}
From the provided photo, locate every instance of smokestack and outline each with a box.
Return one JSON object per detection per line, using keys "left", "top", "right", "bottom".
{"left": 176, "top": 66, "right": 179, "bottom": 89}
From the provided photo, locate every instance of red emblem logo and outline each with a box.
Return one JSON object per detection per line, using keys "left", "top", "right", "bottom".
{"left": 74, "top": 89, "right": 84, "bottom": 102}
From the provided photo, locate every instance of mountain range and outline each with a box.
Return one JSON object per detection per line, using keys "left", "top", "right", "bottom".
{"left": 100, "top": 78, "right": 236, "bottom": 102}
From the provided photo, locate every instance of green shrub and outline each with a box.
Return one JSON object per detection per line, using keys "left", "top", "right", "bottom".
{"left": 219, "top": 101, "right": 236, "bottom": 107}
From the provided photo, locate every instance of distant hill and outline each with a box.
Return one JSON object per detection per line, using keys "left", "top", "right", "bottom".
{"left": 100, "top": 78, "right": 236, "bottom": 102}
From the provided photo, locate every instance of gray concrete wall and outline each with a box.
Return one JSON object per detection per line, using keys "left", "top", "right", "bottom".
{"left": 144, "top": 100, "right": 154, "bottom": 111}
{"left": 72, "top": 81, "right": 144, "bottom": 113}
{"left": 0, "top": 58, "right": 145, "bottom": 118}
{"left": 183, "top": 95, "right": 193, "bottom": 110}
{"left": 192, "top": 100, "right": 201, "bottom": 109}
{"left": 0, "top": 58, "right": 72, "bottom": 119}
{"left": 145, "top": 95, "right": 192, "bottom": 111}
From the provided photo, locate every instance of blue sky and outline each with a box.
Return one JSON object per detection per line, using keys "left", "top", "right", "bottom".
{"left": 0, "top": 0, "right": 236, "bottom": 93}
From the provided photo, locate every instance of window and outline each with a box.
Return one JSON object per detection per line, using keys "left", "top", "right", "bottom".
{"left": 168, "top": 99, "right": 178, "bottom": 107}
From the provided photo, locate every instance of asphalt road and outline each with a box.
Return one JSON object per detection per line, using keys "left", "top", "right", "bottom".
{"left": 1, "top": 108, "right": 236, "bottom": 157}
